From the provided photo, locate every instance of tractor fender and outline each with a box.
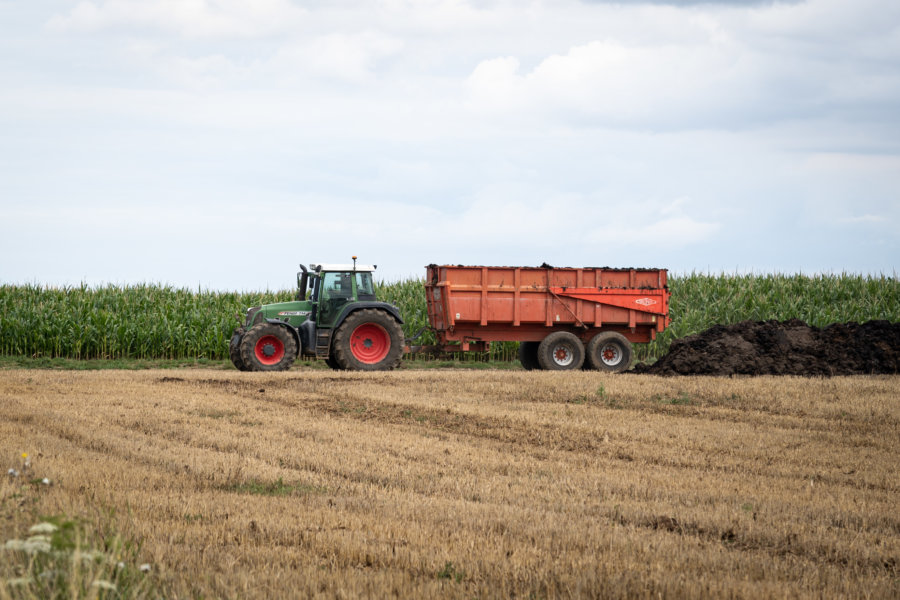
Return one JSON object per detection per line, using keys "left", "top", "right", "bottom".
{"left": 333, "top": 302, "right": 404, "bottom": 330}
{"left": 264, "top": 319, "right": 303, "bottom": 353}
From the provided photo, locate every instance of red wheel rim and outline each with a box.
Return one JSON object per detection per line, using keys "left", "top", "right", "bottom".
{"left": 600, "top": 343, "right": 621, "bottom": 366}
{"left": 350, "top": 323, "right": 390, "bottom": 364}
{"left": 552, "top": 344, "right": 574, "bottom": 366}
{"left": 254, "top": 335, "right": 285, "bottom": 365}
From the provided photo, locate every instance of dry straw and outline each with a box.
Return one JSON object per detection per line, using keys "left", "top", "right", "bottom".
{"left": 1, "top": 369, "right": 898, "bottom": 598}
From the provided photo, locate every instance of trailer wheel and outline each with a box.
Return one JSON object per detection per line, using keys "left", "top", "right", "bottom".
{"left": 229, "top": 328, "right": 249, "bottom": 371}
{"left": 518, "top": 341, "right": 540, "bottom": 371}
{"left": 239, "top": 323, "right": 298, "bottom": 372}
{"left": 332, "top": 309, "right": 403, "bottom": 371}
{"left": 537, "top": 332, "right": 585, "bottom": 371}
{"left": 586, "top": 332, "right": 632, "bottom": 373}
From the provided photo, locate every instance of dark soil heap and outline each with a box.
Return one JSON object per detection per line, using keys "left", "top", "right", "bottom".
{"left": 634, "top": 319, "right": 900, "bottom": 376}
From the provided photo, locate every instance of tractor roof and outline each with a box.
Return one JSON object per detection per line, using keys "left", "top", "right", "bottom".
{"left": 309, "top": 263, "right": 376, "bottom": 272}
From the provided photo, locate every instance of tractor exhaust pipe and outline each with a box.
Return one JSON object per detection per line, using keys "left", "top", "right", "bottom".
{"left": 296, "top": 264, "right": 309, "bottom": 300}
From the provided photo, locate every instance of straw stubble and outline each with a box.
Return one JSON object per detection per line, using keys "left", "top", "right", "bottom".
{"left": 1, "top": 370, "right": 897, "bottom": 598}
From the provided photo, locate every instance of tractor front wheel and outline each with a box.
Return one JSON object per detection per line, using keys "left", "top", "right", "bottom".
{"left": 229, "top": 328, "right": 249, "bottom": 371}
{"left": 332, "top": 309, "right": 403, "bottom": 371}
{"left": 239, "top": 323, "right": 298, "bottom": 372}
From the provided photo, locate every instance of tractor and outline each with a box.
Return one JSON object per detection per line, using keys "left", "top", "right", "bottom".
{"left": 230, "top": 258, "right": 404, "bottom": 371}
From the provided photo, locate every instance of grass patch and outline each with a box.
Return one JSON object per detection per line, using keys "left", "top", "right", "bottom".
{"left": 0, "top": 355, "right": 521, "bottom": 371}
{"left": 0, "top": 355, "right": 233, "bottom": 371}
{"left": 195, "top": 409, "right": 240, "bottom": 420}
{"left": 653, "top": 391, "right": 693, "bottom": 405}
{"left": 400, "top": 358, "right": 522, "bottom": 370}
{"left": 223, "top": 478, "right": 327, "bottom": 497}
{"left": 436, "top": 561, "right": 465, "bottom": 583}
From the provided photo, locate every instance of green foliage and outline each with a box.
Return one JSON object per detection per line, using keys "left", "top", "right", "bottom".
{"left": 222, "top": 478, "right": 326, "bottom": 497}
{"left": 652, "top": 392, "right": 693, "bottom": 405}
{"left": 0, "top": 283, "right": 292, "bottom": 361}
{"left": 436, "top": 561, "right": 465, "bottom": 583}
{"left": 0, "top": 273, "right": 897, "bottom": 363}
{"left": 0, "top": 517, "right": 155, "bottom": 599}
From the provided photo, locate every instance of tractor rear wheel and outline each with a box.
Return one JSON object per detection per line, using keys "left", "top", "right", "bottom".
{"left": 537, "top": 331, "right": 585, "bottom": 371}
{"left": 332, "top": 309, "right": 403, "bottom": 371}
{"left": 229, "top": 328, "right": 249, "bottom": 371}
{"left": 518, "top": 341, "right": 540, "bottom": 371}
{"left": 239, "top": 323, "right": 298, "bottom": 372}
{"left": 586, "top": 331, "right": 632, "bottom": 373}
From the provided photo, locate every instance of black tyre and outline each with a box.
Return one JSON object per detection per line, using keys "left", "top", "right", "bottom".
{"left": 229, "top": 328, "right": 249, "bottom": 371}
{"left": 239, "top": 323, "right": 298, "bottom": 372}
{"left": 537, "top": 331, "right": 585, "bottom": 371}
{"left": 324, "top": 356, "right": 343, "bottom": 370}
{"left": 332, "top": 309, "right": 404, "bottom": 371}
{"left": 586, "top": 331, "right": 633, "bottom": 373}
{"left": 518, "top": 341, "right": 540, "bottom": 371}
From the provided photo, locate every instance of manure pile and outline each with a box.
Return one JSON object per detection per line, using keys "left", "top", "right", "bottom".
{"left": 635, "top": 319, "right": 900, "bottom": 376}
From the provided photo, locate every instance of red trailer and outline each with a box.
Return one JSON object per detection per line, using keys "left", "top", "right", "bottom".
{"left": 424, "top": 265, "right": 670, "bottom": 372}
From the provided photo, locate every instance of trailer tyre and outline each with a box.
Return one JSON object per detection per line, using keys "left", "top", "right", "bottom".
{"left": 586, "top": 332, "right": 632, "bottom": 373}
{"left": 229, "top": 328, "right": 249, "bottom": 371}
{"left": 518, "top": 341, "right": 540, "bottom": 371}
{"left": 537, "top": 332, "right": 585, "bottom": 371}
{"left": 239, "top": 323, "right": 298, "bottom": 372}
{"left": 332, "top": 309, "right": 403, "bottom": 371}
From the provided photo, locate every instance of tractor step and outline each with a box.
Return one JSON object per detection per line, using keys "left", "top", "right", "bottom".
{"left": 315, "top": 329, "right": 332, "bottom": 358}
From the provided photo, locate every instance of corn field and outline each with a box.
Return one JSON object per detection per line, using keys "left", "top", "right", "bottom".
{"left": 0, "top": 274, "right": 897, "bottom": 362}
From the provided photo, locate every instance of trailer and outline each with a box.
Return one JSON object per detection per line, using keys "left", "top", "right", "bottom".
{"left": 424, "top": 265, "right": 670, "bottom": 372}
{"left": 229, "top": 259, "right": 670, "bottom": 373}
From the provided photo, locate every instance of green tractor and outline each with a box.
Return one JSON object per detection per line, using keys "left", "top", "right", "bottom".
{"left": 230, "top": 259, "right": 405, "bottom": 371}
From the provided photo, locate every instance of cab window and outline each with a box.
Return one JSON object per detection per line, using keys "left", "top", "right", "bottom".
{"left": 322, "top": 272, "right": 352, "bottom": 300}
{"left": 356, "top": 272, "right": 375, "bottom": 300}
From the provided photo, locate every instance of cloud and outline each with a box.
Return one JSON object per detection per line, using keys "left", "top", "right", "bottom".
{"left": 268, "top": 32, "right": 404, "bottom": 85}
{"left": 47, "top": 0, "right": 307, "bottom": 38}
{"left": 2, "top": 0, "right": 897, "bottom": 287}
{"left": 580, "top": 1, "right": 801, "bottom": 5}
{"left": 465, "top": 37, "right": 756, "bottom": 129}
{"left": 464, "top": 0, "right": 900, "bottom": 132}
{"left": 840, "top": 215, "right": 887, "bottom": 224}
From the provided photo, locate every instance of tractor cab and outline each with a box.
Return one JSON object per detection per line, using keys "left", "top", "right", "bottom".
{"left": 231, "top": 258, "right": 404, "bottom": 372}
{"left": 307, "top": 263, "right": 378, "bottom": 328}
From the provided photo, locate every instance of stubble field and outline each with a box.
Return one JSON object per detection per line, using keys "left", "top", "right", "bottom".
{"left": 1, "top": 369, "right": 898, "bottom": 599}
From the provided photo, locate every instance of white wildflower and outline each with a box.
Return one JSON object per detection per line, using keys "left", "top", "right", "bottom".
{"left": 26, "top": 535, "right": 51, "bottom": 543}
{"left": 139, "top": 563, "right": 151, "bottom": 572}
{"left": 41, "top": 478, "right": 51, "bottom": 485}
{"left": 22, "top": 537, "right": 52, "bottom": 554}
{"left": 92, "top": 580, "right": 118, "bottom": 591}
{"left": 7, "top": 468, "right": 18, "bottom": 477}
{"left": 4, "top": 539, "right": 25, "bottom": 551}
{"left": 81, "top": 550, "right": 109, "bottom": 564}
{"left": 29, "top": 522, "right": 58, "bottom": 534}
{"left": 38, "top": 569, "right": 65, "bottom": 581}
{"left": 117, "top": 561, "right": 126, "bottom": 569}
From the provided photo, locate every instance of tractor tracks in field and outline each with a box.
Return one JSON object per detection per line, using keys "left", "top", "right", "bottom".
{"left": 154, "top": 376, "right": 900, "bottom": 497}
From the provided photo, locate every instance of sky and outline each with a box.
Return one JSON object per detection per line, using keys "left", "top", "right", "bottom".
{"left": 1, "top": 0, "right": 898, "bottom": 290}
